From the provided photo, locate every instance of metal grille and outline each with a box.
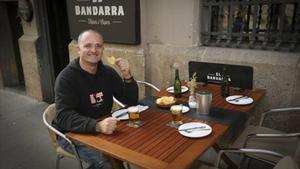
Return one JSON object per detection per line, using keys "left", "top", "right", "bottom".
{"left": 201, "top": 0, "right": 300, "bottom": 52}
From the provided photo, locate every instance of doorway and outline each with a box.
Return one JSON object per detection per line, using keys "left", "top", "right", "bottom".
{"left": 0, "top": 1, "right": 25, "bottom": 92}
{"left": 34, "top": 0, "right": 71, "bottom": 102}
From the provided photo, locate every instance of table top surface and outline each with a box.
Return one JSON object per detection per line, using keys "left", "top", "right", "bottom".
{"left": 67, "top": 109, "right": 228, "bottom": 169}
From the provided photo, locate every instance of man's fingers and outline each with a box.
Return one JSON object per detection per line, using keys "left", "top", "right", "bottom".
{"left": 107, "top": 117, "right": 118, "bottom": 124}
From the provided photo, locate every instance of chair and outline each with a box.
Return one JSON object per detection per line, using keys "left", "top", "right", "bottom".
{"left": 113, "top": 80, "right": 160, "bottom": 108}
{"left": 43, "top": 104, "right": 84, "bottom": 169}
{"left": 232, "top": 107, "right": 300, "bottom": 165}
{"left": 213, "top": 148, "right": 299, "bottom": 169}
{"left": 188, "top": 61, "right": 253, "bottom": 90}
{"left": 136, "top": 80, "right": 160, "bottom": 92}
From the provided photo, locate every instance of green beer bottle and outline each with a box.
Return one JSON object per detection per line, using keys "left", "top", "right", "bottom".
{"left": 221, "top": 67, "right": 230, "bottom": 97}
{"left": 174, "top": 69, "right": 182, "bottom": 97}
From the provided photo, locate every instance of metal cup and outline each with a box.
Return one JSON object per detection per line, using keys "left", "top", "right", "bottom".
{"left": 196, "top": 91, "right": 212, "bottom": 115}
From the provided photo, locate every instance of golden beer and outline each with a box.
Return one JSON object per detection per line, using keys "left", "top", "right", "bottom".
{"left": 170, "top": 105, "right": 182, "bottom": 124}
{"left": 171, "top": 110, "right": 182, "bottom": 122}
{"left": 129, "top": 111, "right": 139, "bottom": 123}
{"left": 127, "top": 106, "right": 141, "bottom": 127}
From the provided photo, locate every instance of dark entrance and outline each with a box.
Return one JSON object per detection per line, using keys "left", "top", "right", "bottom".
{"left": 34, "top": 0, "right": 71, "bottom": 102}
{"left": 0, "top": 0, "right": 70, "bottom": 102}
{"left": 0, "top": 1, "right": 25, "bottom": 91}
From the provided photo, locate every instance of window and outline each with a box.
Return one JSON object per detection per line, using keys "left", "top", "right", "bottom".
{"left": 201, "top": 0, "right": 300, "bottom": 52}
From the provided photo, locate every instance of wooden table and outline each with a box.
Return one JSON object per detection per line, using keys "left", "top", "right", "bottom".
{"left": 153, "top": 82, "right": 266, "bottom": 169}
{"left": 156, "top": 82, "right": 266, "bottom": 113}
{"left": 67, "top": 82, "right": 265, "bottom": 169}
{"left": 67, "top": 109, "right": 228, "bottom": 169}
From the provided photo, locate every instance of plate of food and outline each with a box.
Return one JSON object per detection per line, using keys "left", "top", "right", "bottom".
{"left": 156, "top": 96, "right": 176, "bottom": 108}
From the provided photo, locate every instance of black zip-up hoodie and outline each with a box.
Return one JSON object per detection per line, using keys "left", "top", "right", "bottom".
{"left": 53, "top": 58, "right": 138, "bottom": 133}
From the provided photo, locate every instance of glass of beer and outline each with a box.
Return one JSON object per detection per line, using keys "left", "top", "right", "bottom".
{"left": 127, "top": 106, "right": 142, "bottom": 128}
{"left": 168, "top": 105, "right": 183, "bottom": 128}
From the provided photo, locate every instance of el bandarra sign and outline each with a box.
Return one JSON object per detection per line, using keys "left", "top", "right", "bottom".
{"left": 67, "top": 0, "right": 140, "bottom": 44}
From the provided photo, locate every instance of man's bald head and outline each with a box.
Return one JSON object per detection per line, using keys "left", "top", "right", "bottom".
{"left": 77, "top": 29, "right": 103, "bottom": 45}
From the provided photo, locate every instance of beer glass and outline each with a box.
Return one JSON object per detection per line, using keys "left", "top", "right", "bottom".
{"left": 168, "top": 105, "right": 183, "bottom": 128}
{"left": 127, "top": 106, "right": 142, "bottom": 128}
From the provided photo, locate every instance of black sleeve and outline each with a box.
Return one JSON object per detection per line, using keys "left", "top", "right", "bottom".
{"left": 111, "top": 70, "right": 139, "bottom": 106}
{"left": 54, "top": 73, "right": 97, "bottom": 133}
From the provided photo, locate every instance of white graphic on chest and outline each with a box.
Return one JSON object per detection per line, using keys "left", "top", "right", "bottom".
{"left": 89, "top": 92, "right": 104, "bottom": 104}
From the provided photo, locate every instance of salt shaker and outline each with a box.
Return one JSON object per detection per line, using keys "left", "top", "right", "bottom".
{"left": 188, "top": 94, "right": 197, "bottom": 108}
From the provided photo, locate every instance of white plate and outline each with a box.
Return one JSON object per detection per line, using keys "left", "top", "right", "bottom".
{"left": 166, "top": 86, "right": 189, "bottom": 94}
{"left": 178, "top": 122, "right": 212, "bottom": 138}
{"left": 112, "top": 109, "right": 128, "bottom": 120}
{"left": 225, "top": 95, "right": 254, "bottom": 105}
{"left": 182, "top": 105, "right": 190, "bottom": 114}
{"left": 111, "top": 105, "right": 149, "bottom": 120}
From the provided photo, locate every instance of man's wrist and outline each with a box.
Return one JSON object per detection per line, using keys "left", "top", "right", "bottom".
{"left": 95, "top": 121, "right": 102, "bottom": 132}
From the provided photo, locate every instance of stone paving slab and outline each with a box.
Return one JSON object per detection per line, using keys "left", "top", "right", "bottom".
{"left": 0, "top": 89, "right": 78, "bottom": 169}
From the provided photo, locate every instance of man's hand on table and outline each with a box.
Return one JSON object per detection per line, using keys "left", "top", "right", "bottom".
{"left": 96, "top": 117, "right": 118, "bottom": 134}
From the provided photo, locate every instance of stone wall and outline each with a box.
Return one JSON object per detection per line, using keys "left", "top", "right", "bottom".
{"left": 19, "top": 35, "right": 42, "bottom": 100}
{"left": 18, "top": 0, "right": 43, "bottom": 100}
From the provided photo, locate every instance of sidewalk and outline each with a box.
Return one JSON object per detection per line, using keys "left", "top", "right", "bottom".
{"left": 0, "top": 89, "right": 77, "bottom": 169}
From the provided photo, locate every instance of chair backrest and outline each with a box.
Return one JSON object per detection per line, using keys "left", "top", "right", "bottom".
{"left": 215, "top": 149, "right": 298, "bottom": 169}
{"left": 295, "top": 141, "right": 300, "bottom": 164}
{"left": 136, "top": 80, "right": 160, "bottom": 92}
{"left": 43, "top": 104, "right": 74, "bottom": 146}
{"left": 137, "top": 80, "right": 160, "bottom": 99}
{"left": 274, "top": 156, "right": 299, "bottom": 169}
{"left": 43, "top": 103, "right": 59, "bottom": 148}
{"left": 188, "top": 61, "right": 253, "bottom": 89}
{"left": 113, "top": 80, "right": 160, "bottom": 108}
{"left": 43, "top": 104, "right": 84, "bottom": 169}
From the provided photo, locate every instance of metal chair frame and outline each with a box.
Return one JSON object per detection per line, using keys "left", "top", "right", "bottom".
{"left": 43, "top": 104, "right": 84, "bottom": 169}
{"left": 216, "top": 148, "right": 286, "bottom": 169}
{"left": 244, "top": 107, "right": 300, "bottom": 148}
{"left": 113, "top": 80, "right": 160, "bottom": 108}
{"left": 231, "top": 107, "right": 300, "bottom": 167}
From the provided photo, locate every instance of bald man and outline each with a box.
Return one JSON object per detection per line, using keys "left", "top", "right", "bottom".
{"left": 53, "top": 29, "right": 138, "bottom": 169}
